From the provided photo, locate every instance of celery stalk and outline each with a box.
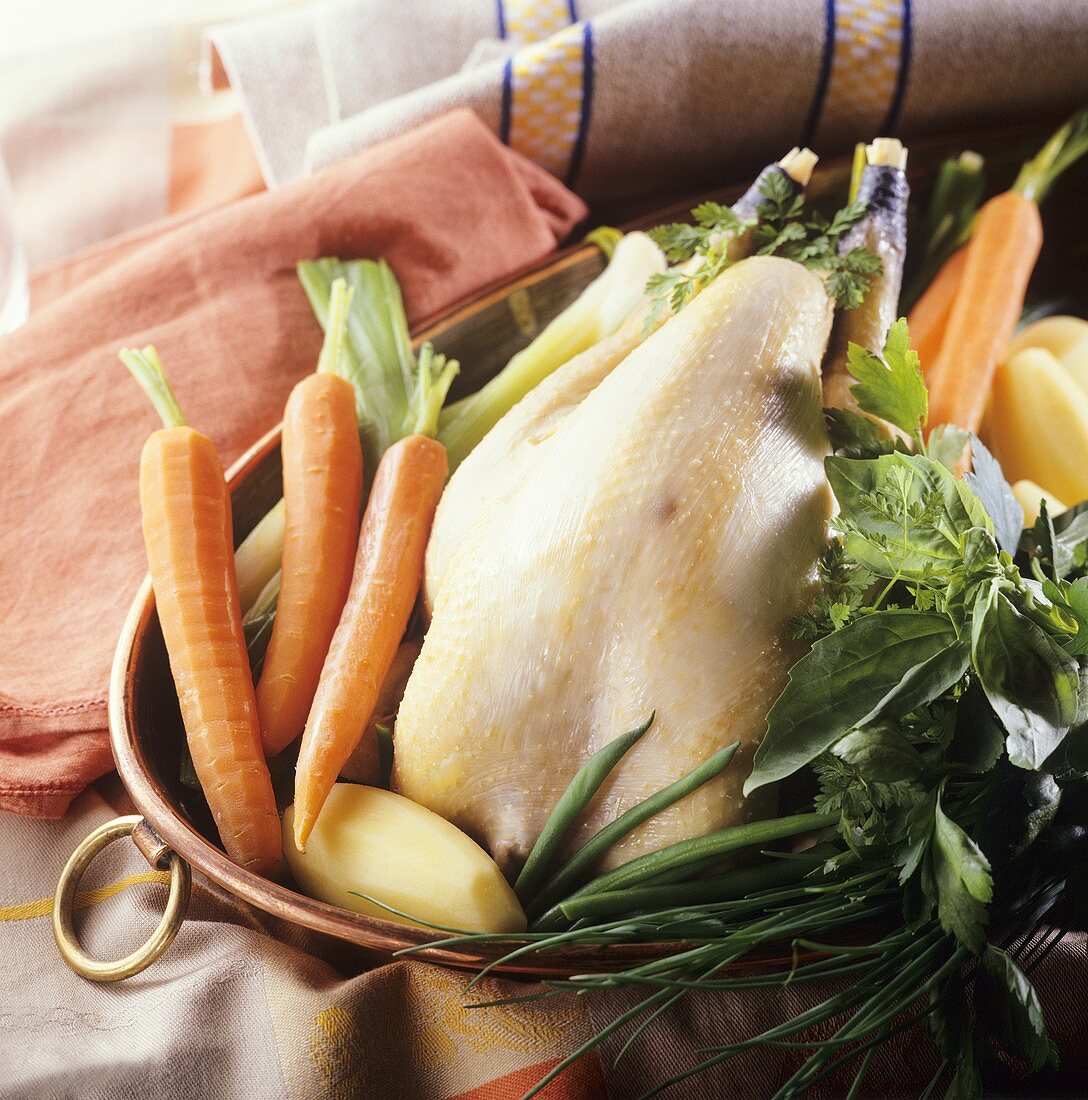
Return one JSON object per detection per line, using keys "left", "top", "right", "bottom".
{"left": 235, "top": 498, "right": 285, "bottom": 612}
{"left": 437, "top": 231, "right": 665, "bottom": 470}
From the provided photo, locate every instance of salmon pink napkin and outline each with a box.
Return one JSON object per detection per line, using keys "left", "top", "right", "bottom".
{"left": 0, "top": 108, "right": 586, "bottom": 817}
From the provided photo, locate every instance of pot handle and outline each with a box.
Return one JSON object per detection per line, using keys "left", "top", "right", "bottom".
{"left": 53, "top": 815, "right": 192, "bottom": 982}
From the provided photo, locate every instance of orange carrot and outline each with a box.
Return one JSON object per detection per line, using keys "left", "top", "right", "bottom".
{"left": 255, "top": 374, "right": 362, "bottom": 757}
{"left": 908, "top": 246, "right": 966, "bottom": 376}
{"left": 293, "top": 434, "right": 448, "bottom": 849}
{"left": 924, "top": 108, "right": 1088, "bottom": 434}
{"left": 123, "top": 348, "right": 281, "bottom": 874}
{"left": 924, "top": 191, "right": 1042, "bottom": 434}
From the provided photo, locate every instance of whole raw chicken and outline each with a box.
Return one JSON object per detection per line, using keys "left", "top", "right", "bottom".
{"left": 394, "top": 256, "right": 835, "bottom": 872}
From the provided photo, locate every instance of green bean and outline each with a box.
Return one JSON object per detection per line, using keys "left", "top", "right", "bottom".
{"left": 513, "top": 713, "right": 655, "bottom": 905}
{"left": 525, "top": 741, "right": 740, "bottom": 917}
{"left": 554, "top": 811, "right": 837, "bottom": 913}
{"left": 548, "top": 845, "right": 832, "bottom": 925}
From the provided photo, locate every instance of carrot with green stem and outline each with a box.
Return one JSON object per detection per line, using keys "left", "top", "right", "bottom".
{"left": 255, "top": 279, "right": 363, "bottom": 757}
{"left": 925, "top": 108, "right": 1088, "bottom": 434}
{"left": 121, "top": 347, "right": 281, "bottom": 874}
{"left": 287, "top": 261, "right": 460, "bottom": 850}
{"left": 241, "top": 259, "right": 460, "bottom": 669}
{"left": 293, "top": 430, "right": 448, "bottom": 851}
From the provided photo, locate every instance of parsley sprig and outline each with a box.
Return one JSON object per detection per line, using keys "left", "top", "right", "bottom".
{"left": 645, "top": 171, "right": 883, "bottom": 329}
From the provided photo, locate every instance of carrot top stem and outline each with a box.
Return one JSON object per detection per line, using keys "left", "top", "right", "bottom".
{"left": 315, "top": 278, "right": 355, "bottom": 378}
{"left": 410, "top": 342, "right": 459, "bottom": 438}
{"left": 120, "top": 346, "right": 187, "bottom": 429}
{"left": 297, "top": 257, "right": 460, "bottom": 466}
{"left": 1013, "top": 106, "right": 1088, "bottom": 205}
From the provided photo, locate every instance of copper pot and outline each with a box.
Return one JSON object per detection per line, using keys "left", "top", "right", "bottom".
{"left": 53, "top": 122, "right": 1069, "bottom": 982}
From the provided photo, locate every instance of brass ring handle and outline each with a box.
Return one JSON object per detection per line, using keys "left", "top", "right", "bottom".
{"left": 53, "top": 815, "right": 191, "bottom": 982}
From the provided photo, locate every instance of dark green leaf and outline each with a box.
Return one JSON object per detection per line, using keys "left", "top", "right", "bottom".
{"left": 976, "top": 945, "right": 1056, "bottom": 1071}
{"left": 929, "top": 970, "right": 978, "bottom": 1092}
{"left": 949, "top": 685, "right": 1004, "bottom": 773}
{"left": 827, "top": 453, "right": 993, "bottom": 583}
{"left": 932, "top": 790, "right": 992, "bottom": 953}
{"left": 971, "top": 586, "right": 1079, "bottom": 770}
{"left": 824, "top": 407, "right": 896, "bottom": 459}
{"left": 899, "top": 787, "right": 937, "bottom": 883}
{"left": 944, "top": 1061, "right": 982, "bottom": 1100}
{"left": 745, "top": 610, "right": 968, "bottom": 793}
{"left": 845, "top": 319, "right": 928, "bottom": 437}
{"left": 964, "top": 436, "right": 1024, "bottom": 554}
{"left": 973, "top": 764, "right": 1061, "bottom": 867}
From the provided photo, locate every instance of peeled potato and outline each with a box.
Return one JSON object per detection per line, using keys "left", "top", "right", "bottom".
{"left": 1058, "top": 334, "right": 1088, "bottom": 396}
{"left": 1008, "top": 315, "right": 1088, "bottom": 362}
{"left": 283, "top": 784, "right": 526, "bottom": 934}
{"left": 987, "top": 347, "right": 1088, "bottom": 506}
{"left": 1010, "top": 480, "right": 1067, "bottom": 524}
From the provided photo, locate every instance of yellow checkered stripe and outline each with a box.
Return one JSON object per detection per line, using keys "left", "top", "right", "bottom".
{"left": 498, "top": 0, "right": 575, "bottom": 45}
{"left": 813, "top": 0, "right": 909, "bottom": 145}
{"left": 502, "top": 21, "right": 593, "bottom": 185}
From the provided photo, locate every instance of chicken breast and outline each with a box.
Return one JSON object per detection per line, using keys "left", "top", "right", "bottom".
{"left": 394, "top": 256, "right": 834, "bottom": 872}
{"left": 423, "top": 301, "right": 657, "bottom": 612}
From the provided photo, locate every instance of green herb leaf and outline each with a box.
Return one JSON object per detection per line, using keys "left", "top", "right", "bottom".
{"left": 929, "top": 970, "right": 979, "bottom": 1092}
{"left": 832, "top": 725, "right": 926, "bottom": 784}
{"left": 746, "top": 610, "right": 968, "bottom": 793}
{"left": 1053, "top": 508, "right": 1088, "bottom": 578}
{"left": 927, "top": 424, "right": 971, "bottom": 473}
{"left": 949, "top": 685, "right": 1005, "bottom": 773}
{"left": 976, "top": 945, "right": 1056, "bottom": 1070}
{"left": 1062, "top": 577, "right": 1088, "bottom": 653}
{"left": 827, "top": 453, "right": 993, "bottom": 583}
{"left": 964, "top": 435, "right": 1024, "bottom": 554}
{"left": 788, "top": 540, "right": 876, "bottom": 640}
{"left": 971, "top": 585, "right": 1079, "bottom": 769}
{"left": 845, "top": 319, "right": 928, "bottom": 437}
{"left": 932, "top": 789, "right": 992, "bottom": 954}
{"left": 824, "top": 407, "right": 897, "bottom": 459}
{"left": 646, "top": 172, "right": 882, "bottom": 320}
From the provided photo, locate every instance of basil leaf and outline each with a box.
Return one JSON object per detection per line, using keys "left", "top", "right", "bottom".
{"left": 824, "top": 407, "right": 895, "bottom": 459}
{"left": 927, "top": 423, "right": 970, "bottom": 473}
{"left": 745, "top": 610, "right": 968, "bottom": 793}
{"left": 932, "top": 791, "right": 992, "bottom": 954}
{"left": 845, "top": 319, "right": 927, "bottom": 437}
{"left": 964, "top": 435, "right": 1024, "bottom": 554}
{"left": 971, "top": 586, "right": 1079, "bottom": 770}
{"left": 976, "top": 945, "right": 1056, "bottom": 1071}
{"left": 827, "top": 453, "right": 993, "bottom": 582}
